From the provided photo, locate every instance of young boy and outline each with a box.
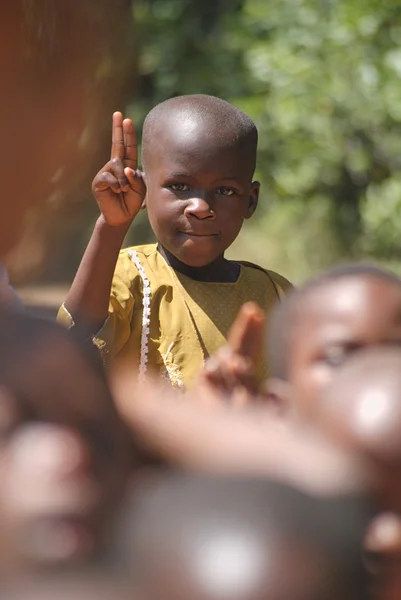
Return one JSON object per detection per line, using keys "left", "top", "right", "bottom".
{"left": 125, "top": 473, "right": 369, "bottom": 600}
{"left": 0, "top": 310, "right": 132, "bottom": 573}
{"left": 266, "top": 264, "right": 401, "bottom": 419}
{"left": 58, "top": 95, "right": 291, "bottom": 390}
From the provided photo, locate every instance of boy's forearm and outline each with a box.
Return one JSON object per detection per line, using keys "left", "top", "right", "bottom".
{"left": 64, "top": 216, "right": 130, "bottom": 333}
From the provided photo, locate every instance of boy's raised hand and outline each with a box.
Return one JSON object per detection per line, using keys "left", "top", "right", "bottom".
{"left": 194, "top": 302, "right": 266, "bottom": 407}
{"left": 92, "top": 112, "right": 146, "bottom": 227}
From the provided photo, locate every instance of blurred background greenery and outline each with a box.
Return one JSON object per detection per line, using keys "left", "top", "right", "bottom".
{"left": 11, "top": 0, "right": 401, "bottom": 287}
{"left": 128, "top": 0, "right": 401, "bottom": 283}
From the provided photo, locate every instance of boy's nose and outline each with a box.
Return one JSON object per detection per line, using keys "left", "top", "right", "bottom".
{"left": 184, "top": 196, "right": 216, "bottom": 220}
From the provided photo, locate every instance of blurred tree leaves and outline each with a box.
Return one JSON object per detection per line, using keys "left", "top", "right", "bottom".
{"left": 127, "top": 0, "right": 401, "bottom": 282}
{"left": 22, "top": 0, "right": 401, "bottom": 284}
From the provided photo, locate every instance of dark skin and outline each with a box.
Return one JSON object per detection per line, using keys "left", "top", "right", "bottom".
{"left": 113, "top": 369, "right": 373, "bottom": 498}
{"left": 64, "top": 108, "right": 259, "bottom": 333}
{"left": 0, "top": 330, "right": 132, "bottom": 569}
{"left": 64, "top": 112, "right": 145, "bottom": 332}
{"left": 318, "top": 348, "right": 401, "bottom": 512}
{"left": 145, "top": 112, "right": 259, "bottom": 279}
{"left": 268, "top": 276, "right": 401, "bottom": 420}
{"left": 317, "top": 349, "right": 401, "bottom": 596}
{"left": 9, "top": 577, "right": 132, "bottom": 600}
{"left": 136, "top": 528, "right": 331, "bottom": 600}
{"left": 128, "top": 477, "right": 368, "bottom": 600}
{"left": 158, "top": 246, "right": 240, "bottom": 282}
{"left": 194, "top": 302, "right": 266, "bottom": 405}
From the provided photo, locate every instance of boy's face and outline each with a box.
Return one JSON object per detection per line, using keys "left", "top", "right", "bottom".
{"left": 286, "top": 276, "right": 401, "bottom": 420}
{"left": 144, "top": 116, "right": 259, "bottom": 267}
{"left": 0, "top": 335, "right": 131, "bottom": 567}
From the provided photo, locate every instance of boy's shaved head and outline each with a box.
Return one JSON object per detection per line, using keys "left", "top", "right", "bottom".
{"left": 127, "top": 473, "right": 368, "bottom": 600}
{"left": 141, "top": 94, "right": 260, "bottom": 269}
{"left": 142, "top": 94, "right": 258, "bottom": 176}
{"left": 268, "top": 263, "right": 401, "bottom": 380}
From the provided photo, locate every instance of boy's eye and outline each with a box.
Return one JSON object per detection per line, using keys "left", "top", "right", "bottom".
{"left": 321, "top": 344, "right": 360, "bottom": 368}
{"left": 168, "top": 183, "right": 190, "bottom": 192}
{"left": 216, "top": 187, "right": 235, "bottom": 196}
{"left": 322, "top": 353, "right": 347, "bottom": 368}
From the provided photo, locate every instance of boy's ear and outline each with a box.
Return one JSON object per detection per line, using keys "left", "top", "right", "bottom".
{"left": 141, "top": 170, "right": 147, "bottom": 209}
{"left": 245, "top": 181, "right": 260, "bottom": 219}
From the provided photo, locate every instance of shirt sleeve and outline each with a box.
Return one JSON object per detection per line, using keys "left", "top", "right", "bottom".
{"left": 57, "top": 250, "right": 136, "bottom": 363}
{"left": 266, "top": 270, "right": 294, "bottom": 300}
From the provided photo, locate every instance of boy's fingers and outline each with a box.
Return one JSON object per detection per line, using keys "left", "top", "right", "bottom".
{"left": 124, "top": 167, "right": 139, "bottom": 187}
{"left": 242, "top": 312, "right": 265, "bottom": 362}
{"left": 201, "top": 367, "right": 224, "bottom": 389}
{"left": 123, "top": 118, "right": 138, "bottom": 169}
{"left": 227, "top": 303, "right": 255, "bottom": 354}
{"left": 94, "top": 171, "right": 121, "bottom": 195}
{"left": 111, "top": 111, "right": 125, "bottom": 160}
{"left": 204, "top": 347, "right": 230, "bottom": 372}
{"left": 110, "top": 158, "right": 129, "bottom": 192}
{"left": 203, "top": 351, "right": 254, "bottom": 397}
{"left": 124, "top": 168, "right": 146, "bottom": 196}
{"left": 228, "top": 302, "right": 265, "bottom": 359}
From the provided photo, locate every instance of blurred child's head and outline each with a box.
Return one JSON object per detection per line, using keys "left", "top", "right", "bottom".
{"left": 267, "top": 264, "right": 401, "bottom": 419}
{"left": 0, "top": 310, "right": 132, "bottom": 569}
{"left": 317, "top": 347, "right": 401, "bottom": 599}
{"left": 6, "top": 571, "right": 132, "bottom": 600}
{"left": 141, "top": 94, "right": 260, "bottom": 268}
{"left": 319, "top": 347, "right": 401, "bottom": 513}
{"left": 126, "top": 473, "right": 368, "bottom": 600}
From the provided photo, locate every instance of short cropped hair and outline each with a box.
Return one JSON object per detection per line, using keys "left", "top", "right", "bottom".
{"left": 0, "top": 308, "right": 108, "bottom": 399}
{"left": 127, "top": 473, "right": 369, "bottom": 600}
{"left": 141, "top": 94, "right": 258, "bottom": 174}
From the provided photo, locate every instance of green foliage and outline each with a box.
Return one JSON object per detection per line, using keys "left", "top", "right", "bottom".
{"left": 128, "top": 0, "right": 401, "bottom": 282}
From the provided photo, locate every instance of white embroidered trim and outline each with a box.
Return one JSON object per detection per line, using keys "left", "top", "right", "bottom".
{"left": 128, "top": 250, "right": 151, "bottom": 383}
{"left": 163, "top": 341, "right": 175, "bottom": 362}
{"left": 61, "top": 303, "right": 108, "bottom": 360}
{"left": 61, "top": 303, "right": 76, "bottom": 329}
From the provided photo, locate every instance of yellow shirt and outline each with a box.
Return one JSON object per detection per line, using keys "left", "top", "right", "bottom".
{"left": 58, "top": 244, "right": 292, "bottom": 389}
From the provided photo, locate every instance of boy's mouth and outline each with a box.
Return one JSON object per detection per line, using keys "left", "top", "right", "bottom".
{"left": 178, "top": 230, "right": 219, "bottom": 238}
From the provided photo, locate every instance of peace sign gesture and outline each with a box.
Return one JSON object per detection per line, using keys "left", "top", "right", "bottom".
{"left": 92, "top": 112, "right": 146, "bottom": 227}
